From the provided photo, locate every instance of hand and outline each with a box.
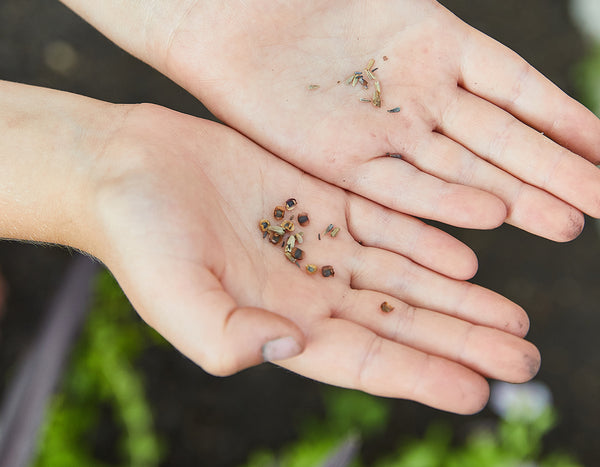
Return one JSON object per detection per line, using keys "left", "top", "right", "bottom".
{"left": 85, "top": 103, "right": 539, "bottom": 414}
{"left": 93, "top": 0, "right": 600, "bottom": 242}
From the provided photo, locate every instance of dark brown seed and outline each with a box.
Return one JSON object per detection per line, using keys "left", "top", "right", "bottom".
{"left": 291, "top": 247, "right": 304, "bottom": 261}
{"left": 285, "top": 198, "right": 298, "bottom": 210}
{"left": 270, "top": 232, "right": 283, "bottom": 245}
{"left": 380, "top": 302, "right": 394, "bottom": 313}
{"left": 306, "top": 264, "right": 318, "bottom": 274}
{"left": 274, "top": 206, "right": 285, "bottom": 220}
{"left": 297, "top": 213, "right": 310, "bottom": 226}
{"left": 321, "top": 265, "right": 335, "bottom": 277}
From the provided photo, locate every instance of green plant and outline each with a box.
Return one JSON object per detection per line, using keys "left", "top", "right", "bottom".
{"left": 33, "top": 270, "right": 164, "bottom": 467}
{"left": 242, "top": 384, "right": 582, "bottom": 467}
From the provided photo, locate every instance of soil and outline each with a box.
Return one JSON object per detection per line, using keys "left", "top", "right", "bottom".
{"left": 0, "top": 0, "right": 598, "bottom": 466}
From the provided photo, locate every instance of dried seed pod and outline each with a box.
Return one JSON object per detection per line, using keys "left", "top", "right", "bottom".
{"left": 259, "top": 219, "right": 270, "bottom": 232}
{"left": 372, "top": 90, "right": 381, "bottom": 108}
{"left": 270, "top": 232, "right": 283, "bottom": 245}
{"left": 380, "top": 302, "right": 395, "bottom": 313}
{"left": 306, "top": 264, "right": 318, "bottom": 274}
{"left": 284, "top": 251, "right": 297, "bottom": 264}
{"left": 274, "top": 206, "right": 285, "bottom": 220}
{"left": 321, "top": 265, "right": 335, "bottom": 277}
{"left": 297, "top": 213, "right": 310, "bottom": 226}
{"left": 295, "top": 232, "right": 304, "bottom": 244}
{"left": 285, "top": 235, "right": 296, "bottom": 253}
{"left": 285, "top": 198, "right": 298, "bottom": 210}
{"left": 281, "top": 220, "right": 295, "bottom": 232}
{"left": 290, "top": 247, "right": 304, "bottom": 261}
{"left": 267, "top": 225, "right": 285, "bottom": 235}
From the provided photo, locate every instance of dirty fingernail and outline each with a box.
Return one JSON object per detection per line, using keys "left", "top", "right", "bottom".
{"left": 262, "top": 336, "right": 303, "bottom": 362}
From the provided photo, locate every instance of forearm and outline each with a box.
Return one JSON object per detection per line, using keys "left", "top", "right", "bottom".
{"left": 0, "top": 80, "right": 124, "bottom": 250}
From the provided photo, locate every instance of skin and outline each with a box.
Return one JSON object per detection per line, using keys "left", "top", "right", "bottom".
{"left": 0, "top": 81, "right": 538, "bottom": 414}
{"left": 60, "top": 0, "right": 600, "bottom": 241}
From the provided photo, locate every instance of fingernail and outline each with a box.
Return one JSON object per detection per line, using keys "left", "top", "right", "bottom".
{"left": 262, "top": 336, "right": 302, "bottom": 362}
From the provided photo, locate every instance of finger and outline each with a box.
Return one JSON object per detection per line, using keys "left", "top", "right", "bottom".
{"left": 439, "top": 88, "right": 600, "bottom": 222}
{"left": 282, "top": 318, "right": 490, "bottom": 414}
{"left": 459, "top": 25, "right": 600, "bottom": 164}
{"left": 403, "top": 131, "right": 586, "bottom": 241}
{"left": 346, "top": 193, "right": 478, "bottom": 280}
{"left": 352, "top": 156, "right": 507, "bottom": 229}
{"left": 336, "top": 289, "right": 540, "bottom": 383}
{"left": 347, "top": 246, "right": 529, "bottom": 336}
{"left": 135, "top": 266, "right": 305, "bottom": 376}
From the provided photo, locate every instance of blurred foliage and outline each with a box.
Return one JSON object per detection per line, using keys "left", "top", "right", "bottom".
{"left": 241, "top": 388, "right": 581, "bottom": 467}
{"left": 33, "top": 269, "right": 165, "bottom": 467}
{"left": 244, "top": 388, "right": 388, "bottom": 467}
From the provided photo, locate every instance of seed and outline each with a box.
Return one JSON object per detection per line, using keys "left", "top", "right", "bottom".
{"left": 380, "top": 302, "right": 395, "bottom": 313}
{"left": 285, "top": 235, "right": 296, "bottom": 253}
{"left": 321, "top": 265, "right": 335, "bottom": 277}
{"left": 330, "top": 227, "right": 340, "bottom": 237}
{"left": 267, "top": 225, "right": 285, "bottom": 235}
{"left": 295, "top": 232, "right": 304, "bottom": 244}
{"left": 386, "top": 152, "right": 402, "bottom": 159}
{"left": 259, "top": 219, "right": 270, "bottom": 232}
{"left": 366, "top": 58, "right": 375, "bottom": 71}
{"left": 291, "top": 247, "right": 304, "bottom": 261}
{"left": 284, "top": 251, "right": 297, "bottom": 264}
{"left": 351, "top": 74, "right": 360, "bottom": 87}
{"left": 297, "top": 213, "right": 310, "bottom": 226}
{"left": 308, "top": 84, "right": 320, "bottom": 90}
{"left": 358, "top": 77, "right": 368, "bottom": 89}
{"left": 274, "top": 206, "right": 285, "bottom": 220}
{"left": 324, "top": 224, "right": 334, "bottom": 235}
{"left": 318, "top": 233, "right": 321, "bottom": 240}
{"left": 383, "top": 56, "right": 388, "bottom": 61}
{"left": 306, "top": 264, "right": 318, "bottom": 274}
{"left": 360, "top": 98, "right": 372, "bottom": 103}
{"left": 372, "top": 89, "right": 381, "bottom": 108}
{"left": 285, "top": 198, "right": 298, "bottom": 210}
{"left": 387, "top": 107, "right": 401, "bottom": 113}
{"left": 365, "top": 69, "right": 376, "bottom": 81}
{"left": 262, "top": 231, "right": 268, "bottom": 239}
{"left": 281, "top": 220, "right": 295, "bottom": 232}
{"left": 270, "top": 232, "right": 283, "bottom": 245}
{"left": 371, "top": 67, "right": 378, "bottom": 73}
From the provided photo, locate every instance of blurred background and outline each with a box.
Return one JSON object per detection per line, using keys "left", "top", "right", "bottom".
{"left": 0, "top": 0, "right": 599, "bottom": 466}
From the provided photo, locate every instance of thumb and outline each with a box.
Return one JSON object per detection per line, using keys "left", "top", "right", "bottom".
{"left": 138, "top": 267, "right": 306, "bottom": 377}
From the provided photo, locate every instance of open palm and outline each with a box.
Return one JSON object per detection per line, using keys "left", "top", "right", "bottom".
{"left": 89, "top": 105, "right": 539, "bottom": 414}
{"left": 143, "top": 0, "right": 600, "bottom": 241}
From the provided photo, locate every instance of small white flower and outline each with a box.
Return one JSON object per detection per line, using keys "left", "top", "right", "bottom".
{"left": 489, "top": 381, "right": 553, "bottom": 421}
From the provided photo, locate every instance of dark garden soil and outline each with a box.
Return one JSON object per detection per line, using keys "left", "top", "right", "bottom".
{"left": 0, "top": 1, "right": 598, "bottom": 465}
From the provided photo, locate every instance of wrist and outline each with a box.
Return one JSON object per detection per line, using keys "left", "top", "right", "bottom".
{"left": 0, "top": 81, "right": 128, "bottom": 254}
